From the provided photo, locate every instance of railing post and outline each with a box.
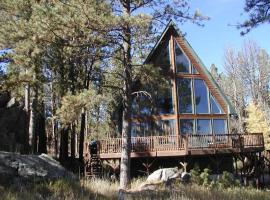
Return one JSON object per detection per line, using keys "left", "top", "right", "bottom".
{"left": 185, "top": 135, "right": 188, "bottom": 155}
{"left": 213, "top": 134, "right": 216, "bottom": 149}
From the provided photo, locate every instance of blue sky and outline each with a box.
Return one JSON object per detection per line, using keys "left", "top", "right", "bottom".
{"left": 179, "top": 0, "right": 270, "bottom": 72}
{"left": 1, "top": 1, "right": 269, "bottom": 74}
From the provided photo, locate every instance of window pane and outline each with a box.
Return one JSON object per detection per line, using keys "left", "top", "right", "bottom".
{"left": 131, "top": 120, "right": 176, "bottom": 137}
{"left": 180, "top": 119, "right": 194, "bottom": 134}
{"left": 192, "top": 66, "right": 199, "bottom": 74}
{"left": 178, "top": 78, "right": 193, "bottom": 113}
{"left": 155, "top": 39, "right": 170, "bottom": 67}
{"left": 210, "top": 95, "right": 224, "bottom": 114}
{"left": 131, "top": 95, "right": 152, "bottom": 117}
{"left": 213, "top": 119, "right": 227, "bottom": 134}
{"left": 197, "top": 119, "right": 211, "bottom": 134}
{"left": 194, "top": 79, "right": 209, "bottom": 114}
{"left": 154, "top": 120, "right": 175, "bottom": 136}
{"left": 156, "top": 83, "right": 174, "bottom": 114}
{"left": 131, "top": 122, "right": 150, "bottom": 137}
{"left": 175, "top": 41, "right": 190, "bottom": 73}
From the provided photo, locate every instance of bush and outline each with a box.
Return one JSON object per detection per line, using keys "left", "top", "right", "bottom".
{"left": 190, "top": 164, "right": 202, "bottom": 185}
{"left": 200, "top": 168, "right": 211, "bottom": 187}
{"left": 217, "top": 171, "right": 240, "bottom": 189}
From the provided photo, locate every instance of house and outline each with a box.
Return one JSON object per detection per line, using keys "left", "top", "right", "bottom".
{"left": 86, "top": 21, "right": 264, "bottom": 176}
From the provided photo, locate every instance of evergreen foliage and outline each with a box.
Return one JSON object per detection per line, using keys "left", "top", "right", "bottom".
{"left": 239, "top": 0, "right": 270, "bottom": 35}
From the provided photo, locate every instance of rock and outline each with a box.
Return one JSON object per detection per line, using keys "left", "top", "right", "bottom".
{"left": 147, "top": 168, "right": 181, "bottom": 183}
{"left": 181, "top": 172, "right": 191, "bottom": 182}
{"left": 0, "top": 151, "right": 76, "bottom": 185}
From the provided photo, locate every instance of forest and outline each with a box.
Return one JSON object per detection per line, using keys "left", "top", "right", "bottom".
{"left": 1, "top": 0, "right": 270, "bottom": 199}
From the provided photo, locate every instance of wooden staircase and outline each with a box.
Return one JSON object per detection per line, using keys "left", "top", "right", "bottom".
{"left": 85, "top": 141, "right": 102, "bottom": 177}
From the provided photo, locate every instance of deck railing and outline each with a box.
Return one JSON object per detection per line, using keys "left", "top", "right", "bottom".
{"left": 97, "top": 133, "right": 264, "bottom": 155}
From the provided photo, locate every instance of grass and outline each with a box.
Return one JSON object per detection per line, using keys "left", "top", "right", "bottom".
{"left": 1, "top": 178, "right": 270, "bottom": 200}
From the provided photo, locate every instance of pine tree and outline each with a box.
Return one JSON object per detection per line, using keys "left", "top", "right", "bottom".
{"left": 239, "top": 0, "right": 270, "bottom": 35}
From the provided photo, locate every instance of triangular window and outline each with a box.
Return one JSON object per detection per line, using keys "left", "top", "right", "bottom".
{"left": 175, "top": 40, "right": 190, "bottom": 73}
{"left": 192, "top": 65, "right": 199, "bottom": 74}
{"left": 210, "top": 95, "right": 224, "bottom": 114}
{"left": 155, "top": 39, "right": 170, "bottom": 67}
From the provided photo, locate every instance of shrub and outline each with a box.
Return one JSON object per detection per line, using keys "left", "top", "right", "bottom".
{"left": 190, "top": 164, "right": 202, "bottom": 185}
{"left": 217, "top": 171, "right": 240, "bottom": 189}
{"left": 200, "top": 168, "right": 211, "bottom": 187}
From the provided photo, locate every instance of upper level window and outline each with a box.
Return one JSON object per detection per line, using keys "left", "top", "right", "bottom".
{"left": 210, "top": 95, "right": 224, "bottom": 114}
{"left": 192, "top": 66, "right": 199, "bottom": 74}
{"left": 155, "top": 39, "right": 170, "bottom": 67}
{"left": 194, "top": 79, "right": 209, "bottom": 114}
{"left": 131, "top": 95, "right": 152, "bottom": 117}
{"left": 175, "top": 40, "right": 190, "bottom": 73}
{"left": 177, "top": 78, "right": 193, "bottom": 113}
{"left": 155, "top": 83, "right": 174, "bottom": 114}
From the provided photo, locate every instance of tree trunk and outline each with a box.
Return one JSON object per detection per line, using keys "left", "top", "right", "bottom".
{"left": 54, "top": 122, "right": 59, "bottom": 157}
{"left": 37, "top": 101, "right": 47, "bottom": 153}
{"left": 29, "top": 86, "right": 38, "bottom": 153}
{"left": 24, "top": 84, "right": 30, "bottom": 113}
{"left": 79, "top": 111, "right": 86, "bottom": 163}
{"left": 71, "top": 123, "right": 76, "bottom": 160}
{"left": 120, "top": 1, "right": 132, "bottom": 189}
{"left": 60, "top": 127, "right": 69, "bottom": 163}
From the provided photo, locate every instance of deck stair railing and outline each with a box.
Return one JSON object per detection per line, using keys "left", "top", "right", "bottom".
{"left": 97, "top": 133, "right": 264, "bottom": 155}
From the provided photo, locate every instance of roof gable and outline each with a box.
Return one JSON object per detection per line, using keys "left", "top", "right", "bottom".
{"left": 145, "top": 21, "right": 236, "bottom": 114}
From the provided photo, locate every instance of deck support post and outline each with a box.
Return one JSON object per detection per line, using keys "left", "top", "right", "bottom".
{"left": 234, "top": 155, "right": 238, "bottom": 177}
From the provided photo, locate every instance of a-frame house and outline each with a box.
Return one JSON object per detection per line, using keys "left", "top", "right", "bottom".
{"left": 87, "top": 21, "right": 264, "bottom": 175}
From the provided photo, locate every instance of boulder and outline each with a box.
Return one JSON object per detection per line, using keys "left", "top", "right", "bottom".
{"left": 146, "top": 168, "right": 181, "bottom": 183}
{"left": 0, "top": 151, "right": 76, "bottom": 185}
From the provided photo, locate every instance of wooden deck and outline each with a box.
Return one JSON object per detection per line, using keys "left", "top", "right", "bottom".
{"left": 93, "top": 133, "right": 264, "bottom": 159}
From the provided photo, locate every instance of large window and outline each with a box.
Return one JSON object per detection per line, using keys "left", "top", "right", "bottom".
{"left": 175, "top": 40, "right": 190, "bottom": 73}
{"left": 131, "top": 95, "right": 152, "bottom": 117}
{"left": 180, "top": 119, "right": 194, "bottom": 134}
{"left": 131, "top": 122, "right": 150, "bottom": 137}
{"left": 213, "top": 119, "right": 227, "bottom": 134}
{"left": 155, "top": 39, "right": 170, "bottom": 67}
{"left": 180, "top": 119, "right": 227, "bottom": 135}
{"left": 194, "top": 79, "right": 209, "bottom": 114}
{"left": 155, "top": 83, "right": 174, "bottom": 114}
{"left": 210, "top": 95, "right": 224, "bottom": 114}
{"left": 197, "top": 119, "right": 211, "bottom": 134}
{"left": 154, "top": 120, "right": 176, "bottom": 136}
{"left": 177, "top": 78, "right": 193, "bottom": 113}
{"left": 131, "top": 120, "right": 176, "bottom": 137}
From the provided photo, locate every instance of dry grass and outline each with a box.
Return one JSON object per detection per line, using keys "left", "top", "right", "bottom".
{"left": 1, "top": 178, "right": 270, "bottom": 200}
{"left": 0, "top": 178, "right": 119, "bottom": 200}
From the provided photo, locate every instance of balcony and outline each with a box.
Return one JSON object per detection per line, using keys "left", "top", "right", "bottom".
{"left": 93, "top": 133, "right": 264, "bottom": 159}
